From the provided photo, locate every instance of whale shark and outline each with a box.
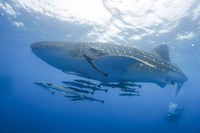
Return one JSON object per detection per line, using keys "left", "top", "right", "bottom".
{"left": 31, "top": 41, "right": 188, "bottom": 97}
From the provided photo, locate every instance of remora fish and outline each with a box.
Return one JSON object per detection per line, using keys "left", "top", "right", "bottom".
{"left": 121, "top": 89, "right": 139, "bottom": 93}
{"left": 74, "top": 79, "right": 100, "bottom": 87}
{"left": 31, "top": 42, "right": 188, "bottom": 97}
{"left": 34, "top": 82, "right": 81, "bottom": 96}
{"left": 64, "top": 95, "right": 104, "bottom": 104}
{"left": 117, "top": 82, "right": 142, "bottom": 88}
{"left": 119, "top": 93, "right": 140, "bottom": 96}
{"left": 67, "top": 86, "right": 94, "bottom": 94}
{"left": 33, "top": 82, "right": 55, "bottom": 95}
{"left": 62, "top": 81, "right": 107, "bottom": 92}
{"left": 100, "top": 82, "right": 141, "bottom": 89}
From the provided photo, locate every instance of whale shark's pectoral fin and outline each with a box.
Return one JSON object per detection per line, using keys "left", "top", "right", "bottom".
{"left": 83, "top": 54, "right": 108, "bottom": 77}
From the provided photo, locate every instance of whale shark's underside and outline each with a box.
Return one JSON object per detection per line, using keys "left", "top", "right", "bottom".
{"left": 31, "top": 42, "right": 188, "bottom": 97}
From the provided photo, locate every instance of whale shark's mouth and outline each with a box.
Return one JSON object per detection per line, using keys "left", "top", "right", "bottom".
{"left": 31, "top": 41, "right": 67, "bottom": 50}
{"left": 31, "top": 42, "right": 50, "bottom": 49}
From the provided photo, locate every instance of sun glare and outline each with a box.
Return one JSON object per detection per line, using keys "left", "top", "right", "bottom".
{"left": 4, "top": 0, "right": 199, "bottom": 42}
{"left": 51, "top": 0, "right": 111, "bottom": 25}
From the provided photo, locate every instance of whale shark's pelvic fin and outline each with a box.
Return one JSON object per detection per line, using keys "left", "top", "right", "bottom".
{"left": 83, "top": 54, "right": 108, "bottom": 77}
{"left": 156, "top": 82, "right": 167, "bottom": 88}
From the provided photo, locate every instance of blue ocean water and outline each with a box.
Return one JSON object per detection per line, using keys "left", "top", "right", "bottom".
{"left": 0, "top": 1, "right": 200, "bottom": 133}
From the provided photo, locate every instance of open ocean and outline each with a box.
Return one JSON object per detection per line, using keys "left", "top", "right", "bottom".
{"left": 0, "top": 0, "right": 200, "bottom": 133}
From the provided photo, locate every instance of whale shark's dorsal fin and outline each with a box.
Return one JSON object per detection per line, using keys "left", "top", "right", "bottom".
{"left": 151, "top": 44, "right": 170, "bottom": 62}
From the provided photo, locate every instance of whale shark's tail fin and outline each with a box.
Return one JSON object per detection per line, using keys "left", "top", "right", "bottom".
{"left": 174, "top": 83, "right": 182, "bottom": 98}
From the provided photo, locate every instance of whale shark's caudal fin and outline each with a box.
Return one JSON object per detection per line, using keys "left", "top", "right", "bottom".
{"left": 174, "top": 83, "right": 182, "bottom": 98}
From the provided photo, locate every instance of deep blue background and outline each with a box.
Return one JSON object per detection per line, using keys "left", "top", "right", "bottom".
{"left": 0, "top": 1, "right": 200, "bottom": 133}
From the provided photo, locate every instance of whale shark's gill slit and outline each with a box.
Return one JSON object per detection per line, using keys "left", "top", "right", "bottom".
{"left": 83, "top": 54, "right": 108, "bottom": 77}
